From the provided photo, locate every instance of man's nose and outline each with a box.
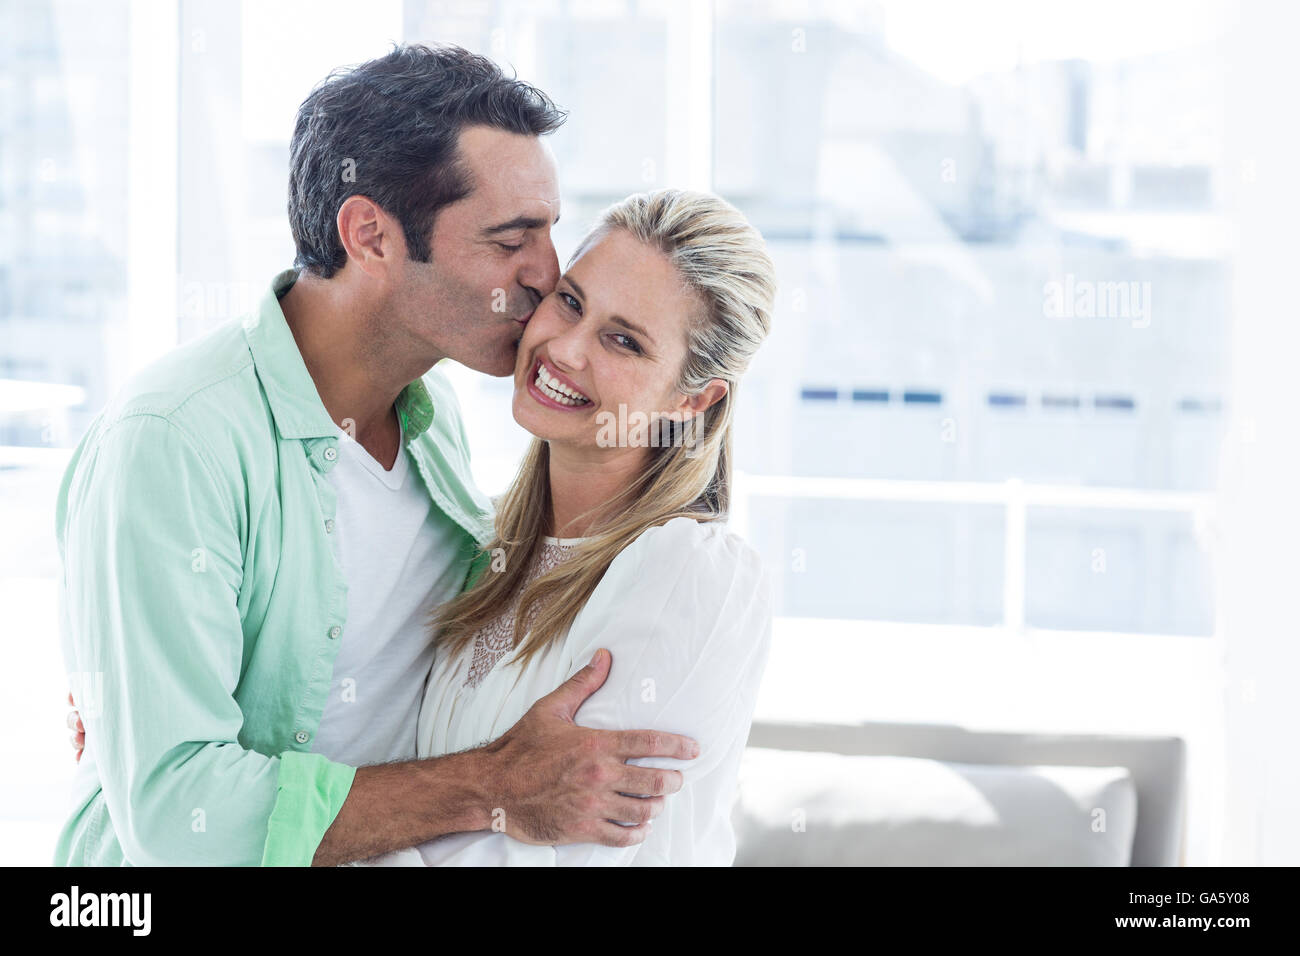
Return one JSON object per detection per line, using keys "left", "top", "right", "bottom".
{"left": 521, "top": 236, "right": 561, "bottom": 304}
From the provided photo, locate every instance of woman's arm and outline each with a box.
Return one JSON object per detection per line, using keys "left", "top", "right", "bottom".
{"left": 407, "top": 516, "right": 775, "bottom": 866}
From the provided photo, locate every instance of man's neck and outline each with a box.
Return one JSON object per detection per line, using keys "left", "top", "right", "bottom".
{"left": 279, "top": 272, "right": 442, "bottom": 464}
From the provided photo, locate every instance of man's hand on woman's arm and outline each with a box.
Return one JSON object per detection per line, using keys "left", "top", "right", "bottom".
{"left": 308, "top": 647, "right": 699, "bottom": 867}
{"left": 64, "top": 647, "right": 699, "bottom": 865}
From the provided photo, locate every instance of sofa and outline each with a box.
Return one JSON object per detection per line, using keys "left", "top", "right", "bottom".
{"left": 731, "top": 719, "right": 1186, "bottom": 866}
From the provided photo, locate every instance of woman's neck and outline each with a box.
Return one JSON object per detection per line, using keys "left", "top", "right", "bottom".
{"left": 546, "top": 442, "right": 649, "bottom": 539}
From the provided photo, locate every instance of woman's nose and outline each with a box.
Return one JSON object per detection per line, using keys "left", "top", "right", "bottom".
{"left": 547, "top": 322, "right": 589, "bottom": 371}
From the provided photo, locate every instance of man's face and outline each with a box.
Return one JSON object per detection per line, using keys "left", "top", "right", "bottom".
{"left": 394, "top": 124, "right": 561, "bottom": 376}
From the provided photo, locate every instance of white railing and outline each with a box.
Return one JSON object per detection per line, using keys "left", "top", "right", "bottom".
{"left": 3, "top": 451, "right": 1217, "bottom": 635}
{"left": 730, "top": 471, "right": 1217, "bottom": 634}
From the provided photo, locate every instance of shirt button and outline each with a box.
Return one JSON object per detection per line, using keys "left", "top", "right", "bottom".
{"left": 324, "top": 518, "right": 335, "bottom": 533}
{"left": 295, "top": 731, "right": 310, "bottom": 744}
{"left": 323, "top": 446, "right": 337, "bottom": 462}
{"left": 328, "top": 625, "right": 342, "bottom": 640}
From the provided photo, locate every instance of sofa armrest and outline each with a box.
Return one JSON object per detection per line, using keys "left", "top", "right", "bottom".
{"left": 745, "top": 719, "right": 1186, "bottom": 866}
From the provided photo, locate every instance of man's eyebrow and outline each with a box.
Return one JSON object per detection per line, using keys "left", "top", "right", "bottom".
{"left": 481, "top": 210, "right": 561, "bottom": 236}
{"left": 565, "top": 276, "right": 656, "bottom": 347}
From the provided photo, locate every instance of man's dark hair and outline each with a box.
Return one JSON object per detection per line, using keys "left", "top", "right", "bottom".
{"left": 288, "top": 43, "right": 567, "bottom": 278}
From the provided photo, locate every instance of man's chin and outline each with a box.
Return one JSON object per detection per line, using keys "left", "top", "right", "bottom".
{"left": 455, "top": 351, "right": 519, "bottom": 378}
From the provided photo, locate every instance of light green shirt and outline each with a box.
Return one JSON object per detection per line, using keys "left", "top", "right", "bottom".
{"left": 53, "top": 269, "right": 496, "bottom": 866}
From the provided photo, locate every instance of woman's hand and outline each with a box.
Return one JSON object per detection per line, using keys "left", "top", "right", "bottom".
{"left": 67, "top": 691, "right": 84, "bottom": 762}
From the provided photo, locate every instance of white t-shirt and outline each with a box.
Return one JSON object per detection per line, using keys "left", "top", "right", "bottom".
{"left": 310, "top": 415, "right": 471, "bottom": 768}
{"left": 360, "top": 514, "right": 775, "bottom": 866}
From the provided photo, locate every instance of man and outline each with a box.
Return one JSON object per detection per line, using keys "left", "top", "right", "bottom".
{"left": 55, "top": 43, "right": 698, "bottom": 867}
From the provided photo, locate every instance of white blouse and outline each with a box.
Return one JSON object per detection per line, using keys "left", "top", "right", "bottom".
{"left": 359, "top": 514, "right": 774, "bottom": 866}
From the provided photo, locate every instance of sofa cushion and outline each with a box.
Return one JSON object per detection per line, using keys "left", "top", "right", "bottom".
{"left": 731, "top": 747, "right": 1137, "bottom": 866}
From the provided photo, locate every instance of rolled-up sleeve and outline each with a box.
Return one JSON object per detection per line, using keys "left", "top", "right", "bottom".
{"left": 59, "top": 413, "right": 354, "bottom": 866}
{"left": 261, "top": 752, "right": 356, "bottom": 866}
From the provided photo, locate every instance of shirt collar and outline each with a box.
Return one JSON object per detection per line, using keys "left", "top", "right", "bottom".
{"left": 242, "top": 269, "right": 437, "bottom": 444}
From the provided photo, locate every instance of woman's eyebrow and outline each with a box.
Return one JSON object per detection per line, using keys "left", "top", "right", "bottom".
{"left": 611, "top": 315, "right": 655, "bottom": 346}
{"left": 565, "top": 276, "right": 656, "bottom": 347}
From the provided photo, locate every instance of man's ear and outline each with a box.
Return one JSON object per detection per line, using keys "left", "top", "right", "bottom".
{"left": 669, "top": 378, "right": 728, "bottom": 421}
{"left": 336, "top": 195, "right": 402, "bottom": 279}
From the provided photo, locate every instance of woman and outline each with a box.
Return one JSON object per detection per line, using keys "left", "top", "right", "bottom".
{"left": 365, "top": 187, "right": 778, "bottom": 866}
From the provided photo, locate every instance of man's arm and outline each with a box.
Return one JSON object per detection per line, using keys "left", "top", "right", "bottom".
{"left": 64, "top": 643, "right": 698, "bottom": 865}
{"left": 59, "top": 413, "right": 354, "bottom": 866}
{"left": 309, "top": 752, "right": 487, "bottom": 866}
{"left": 309, "top": 648, "right": 700, "bottom": 866}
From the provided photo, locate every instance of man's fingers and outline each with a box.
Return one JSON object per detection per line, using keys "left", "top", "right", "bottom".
{"left": 540, "top": 648, "right": 611, "bottom": 719}
{"left": 607, "top": 794, "right": 665, "bottom": 825}
{"left": 616, "top": 729, "right": 699, "bottom": 762}
{"left": 589, "top": 820, "right": 650, "bottom": 849}
{"left": 615, "top": 764, "right": 684, "bottom": 797}
{"left": 66, "top": 710, "right": 82, "bottom": 731}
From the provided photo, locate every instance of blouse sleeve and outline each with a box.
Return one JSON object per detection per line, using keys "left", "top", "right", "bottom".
{"left": 407, "top": 516, "right": 775, "bottom": 866}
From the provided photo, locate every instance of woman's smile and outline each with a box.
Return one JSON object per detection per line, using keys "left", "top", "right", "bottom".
{"left": 526, "top": 355, "right": 594, "bottom": 411}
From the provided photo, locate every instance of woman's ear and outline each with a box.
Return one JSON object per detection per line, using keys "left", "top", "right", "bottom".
{"left": 669, "top": 378, "right": 728, "bottom": 421}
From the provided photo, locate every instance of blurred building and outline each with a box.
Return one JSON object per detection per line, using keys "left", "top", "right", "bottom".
{"left": 0, "top": 0, "right": 130, "bottom": 454}
{"left": 0, "top": 0, "right": 1228, "bottom": 634}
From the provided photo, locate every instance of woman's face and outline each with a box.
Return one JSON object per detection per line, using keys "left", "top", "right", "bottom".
{"left": 511, "top": 228, "right": 721, "bottom": 454}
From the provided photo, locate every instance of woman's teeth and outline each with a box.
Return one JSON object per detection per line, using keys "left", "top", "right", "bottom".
{"left": 535, "top": 363, "right": 591, "bottom": 406}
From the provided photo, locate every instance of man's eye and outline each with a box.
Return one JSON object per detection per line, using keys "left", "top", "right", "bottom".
{"left": 496, "top": 241, "right": 523, "bottom": 252}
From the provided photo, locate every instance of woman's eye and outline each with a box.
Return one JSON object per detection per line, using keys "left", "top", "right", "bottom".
{"left": 612, "top": 333, "right": 643, "bottom": 354}
{"left": 559, "top": 292, "right": 581, "bottom": 314}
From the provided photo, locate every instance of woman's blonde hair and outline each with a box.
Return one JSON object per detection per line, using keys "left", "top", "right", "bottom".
{"left": 429, "top": 188, "right": 776, "bottom": 669}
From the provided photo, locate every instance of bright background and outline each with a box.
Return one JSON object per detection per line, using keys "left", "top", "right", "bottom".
{"left": 2, "top": 0, "right": 1296, "bottom": 865}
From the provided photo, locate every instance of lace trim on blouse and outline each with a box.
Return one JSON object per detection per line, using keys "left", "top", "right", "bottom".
{"left": 463, "top": 537, "right": 586, "bottom": 689}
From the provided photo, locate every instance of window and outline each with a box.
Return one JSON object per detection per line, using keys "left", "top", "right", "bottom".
{"left": 713, "top": 0, "right": 1227, "bottom": 636}
{"left": 0, "top": 0, "right": 1238, "bottom": 866}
